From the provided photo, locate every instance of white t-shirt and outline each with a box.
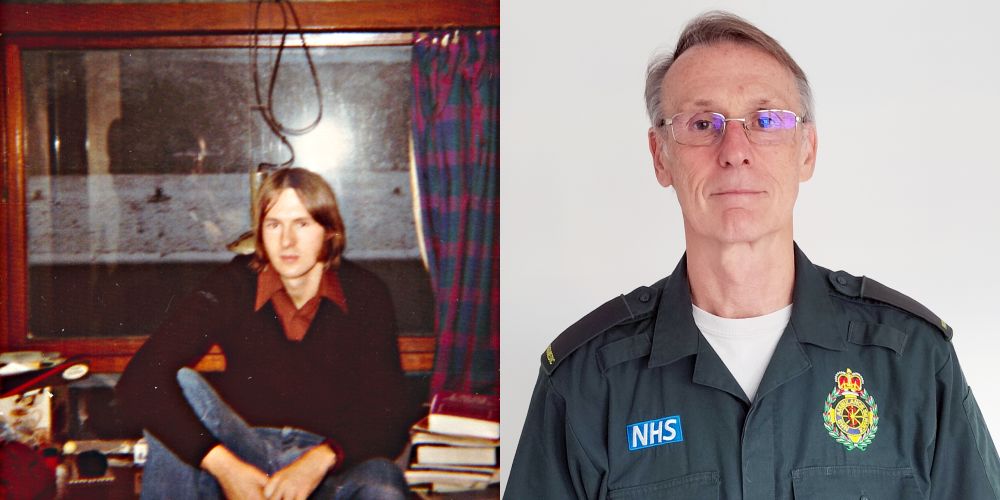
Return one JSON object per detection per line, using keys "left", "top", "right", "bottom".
{"left": 691, "top": 303, "right": 792, "bottom": 402}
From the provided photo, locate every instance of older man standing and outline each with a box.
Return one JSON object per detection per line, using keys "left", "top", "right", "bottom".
{"left": 505, "top": 11, "right": 1000, "bottom": 500}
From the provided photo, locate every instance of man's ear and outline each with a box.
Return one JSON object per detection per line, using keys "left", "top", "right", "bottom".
{"left": 798, "top": 123, "right": 818, "bottom": 182}
{"left": 649, "top": 128, "right": 673, "bottom": 188}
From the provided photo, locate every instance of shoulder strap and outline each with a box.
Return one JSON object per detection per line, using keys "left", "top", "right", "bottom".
{"left": 860, "top": 276, "right": 952, "bottom": 340}
{"left": 541, "top": 284, "right": 660, "bottom": 375}
{"left": 829, "top": 270, "right": 952, "bottom": 340}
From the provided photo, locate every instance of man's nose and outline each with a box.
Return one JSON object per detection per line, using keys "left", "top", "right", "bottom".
{"left": 281, "top": 227, "right": 296, "bottom": 247}
{"left": 717, "top": 119, "right": 752, "bottom": 168}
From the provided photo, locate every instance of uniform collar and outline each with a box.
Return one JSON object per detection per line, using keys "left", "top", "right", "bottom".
{"left": 648, "top": 243, "right": 846, "bottom": 369}
{"left": 788, "top": 244, "right": 847, "bottom": 352}
{"left": 648, "top": 255, "right": 701, "bottom": 368}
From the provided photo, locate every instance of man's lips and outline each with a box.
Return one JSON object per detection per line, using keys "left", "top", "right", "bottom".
{"left": 711, "top": 189, "right": 765, "bottom": 196}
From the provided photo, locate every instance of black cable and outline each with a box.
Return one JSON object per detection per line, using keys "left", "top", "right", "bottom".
{"left": 250, "top": 0, "right": 324, "bottom": 170}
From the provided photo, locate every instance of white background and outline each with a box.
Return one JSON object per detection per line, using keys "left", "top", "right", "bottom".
{"left": 500, "top": 0, "right": 1000, "bottom": 493}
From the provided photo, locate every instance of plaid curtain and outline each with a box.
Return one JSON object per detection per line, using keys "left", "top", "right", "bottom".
{"left": 412, "top": 29, "right": 499, "bottom": 396}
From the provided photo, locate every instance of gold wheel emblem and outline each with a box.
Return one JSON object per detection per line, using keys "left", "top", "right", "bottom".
{"left": 822, "top": 368, "right": 879, "bottom": 451}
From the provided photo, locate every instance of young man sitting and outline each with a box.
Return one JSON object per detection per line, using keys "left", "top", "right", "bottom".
{"left": 118, "top": 167, "right": 410, "bottom": 499}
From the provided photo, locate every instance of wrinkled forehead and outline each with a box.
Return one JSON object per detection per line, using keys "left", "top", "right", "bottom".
{"left": 661, "top": 41, "right": 801, "bottom": 116}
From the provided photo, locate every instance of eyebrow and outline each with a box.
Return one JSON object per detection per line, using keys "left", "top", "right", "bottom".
{"left": 754, "top": 98, "right": 777, "bottom": 109}
{"left": 680, "top": 98, "right": 779, "bottom": 111}
{"left": 263, "top": 216, "right": 314, "bottom": 223}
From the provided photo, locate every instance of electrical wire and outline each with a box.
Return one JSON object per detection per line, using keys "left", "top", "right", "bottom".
{"left": 250, "top": 0, "right": 324, "bottom": 170}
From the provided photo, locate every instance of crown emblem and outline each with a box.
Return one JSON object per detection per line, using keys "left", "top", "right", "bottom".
{"left": 836, "top": 369, "right": 864, "bottom": 393}
{"left": 823, "top": 368, "right": 879, "bottom": 451}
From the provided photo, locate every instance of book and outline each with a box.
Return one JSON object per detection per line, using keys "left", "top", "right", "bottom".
{"left": 429, "top": 482, "right": 491, "bottom": 493}
{"left": 405, "top": 392, "right": 501, "bottom": 494}
{"left": 405, "top": 467, "right": 498, "bottom": 496}
{"left": 428, "top": 391, "right": 500, "bottom": 439}
{"left": 404, "top": 468, "right": 494, "bottom": 486}
{"left": 410, "top": 417, "right": 500, "bottom": 448}
{"left": 409, "top": 463, "right": 498, "bottom": 475}
{"left": 412, "top": 430, "right": 499, "bottom": 448}
{"left": 411, "top": 482, "right": 493, "bottom": 499}
{"left": 415, "top": 445, "right": 497, "bottom": 466}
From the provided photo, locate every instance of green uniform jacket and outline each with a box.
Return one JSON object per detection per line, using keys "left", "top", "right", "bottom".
{"left": 506, "top": 246, "right": 1000, "bottom": 499}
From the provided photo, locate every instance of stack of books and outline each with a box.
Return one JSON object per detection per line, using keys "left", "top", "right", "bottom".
{"left": 405, "top": 391, "right": 500, "bottom": 494}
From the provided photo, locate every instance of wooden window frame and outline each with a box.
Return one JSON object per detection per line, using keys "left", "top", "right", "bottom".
{"left": 0, "top": 0, "right": 498, "bottom": 373}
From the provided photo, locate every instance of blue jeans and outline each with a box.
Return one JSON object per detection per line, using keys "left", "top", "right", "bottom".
{"left": 140, "top": 368, "right": 407, "bottom": 500}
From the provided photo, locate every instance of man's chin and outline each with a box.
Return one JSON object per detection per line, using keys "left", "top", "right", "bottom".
{"left": 271, "top": 265, "right": 307, "bottom": 281}
{"left": 688, "top": 223, "right": 783, "bottom": 248}
{"left": 687, "top": 215, "right": 760, "bottom": 243}
{"left": 271, "top": 260, "right": 325, "bottom": 282}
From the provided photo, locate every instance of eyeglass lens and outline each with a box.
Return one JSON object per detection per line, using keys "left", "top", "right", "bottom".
{"left": 671, "top": 110, "right": 798, "bottom": 146}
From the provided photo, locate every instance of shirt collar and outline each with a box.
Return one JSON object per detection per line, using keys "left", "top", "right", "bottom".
{"left": 254, "top": 264, "right": 349, "bottom": 313}
{"left": 648, "top": 243, "right": 846, "bottom": 368}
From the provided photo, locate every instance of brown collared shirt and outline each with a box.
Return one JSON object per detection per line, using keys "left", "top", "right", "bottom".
{"left": 254, "top": 265, "right": 348, "bottom": 341}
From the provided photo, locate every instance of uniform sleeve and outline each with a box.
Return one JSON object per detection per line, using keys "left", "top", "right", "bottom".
{"left": 116, "top": 274, "right": 231, "bottom": 467}
{"left": 505, "top": 368, "right": 605, "bottom": 500}
{"left": 928, "top": 345, "right": 1000, "bottom": 499}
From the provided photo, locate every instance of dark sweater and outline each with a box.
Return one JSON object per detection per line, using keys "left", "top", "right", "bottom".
{"left": 116, "top": 256, "right": 410, "bottom": 469}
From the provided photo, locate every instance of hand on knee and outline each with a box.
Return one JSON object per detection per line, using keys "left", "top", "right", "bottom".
{"left": 263, "top": 444, "right": 335, "bottom": 500}
{"left": 201, "top": 445, "right": 269, "bottom": 500}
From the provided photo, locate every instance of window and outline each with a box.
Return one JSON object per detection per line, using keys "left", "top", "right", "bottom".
{"left": 24, "top": 44, "right": 426, "bottom": 339}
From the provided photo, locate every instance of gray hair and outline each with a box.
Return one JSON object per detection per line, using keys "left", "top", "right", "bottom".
{"left": 644, "top": 11, "right": 814, "bottom": 130}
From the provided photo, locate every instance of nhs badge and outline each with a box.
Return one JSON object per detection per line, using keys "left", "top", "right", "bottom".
{"left": 627, "top": 415, "right": 683, "bottom": 451}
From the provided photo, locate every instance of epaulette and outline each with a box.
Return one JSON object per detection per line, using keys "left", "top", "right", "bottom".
{"left": 541, "top": 284, "right": 661, "bottom": 375}
{"left": 827, "top": 270, "right": 952, "bottom": 340}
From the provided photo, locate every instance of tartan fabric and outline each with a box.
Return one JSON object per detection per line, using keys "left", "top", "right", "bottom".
{"left": 411, "top": 29, "right": 499, "bottom": 396}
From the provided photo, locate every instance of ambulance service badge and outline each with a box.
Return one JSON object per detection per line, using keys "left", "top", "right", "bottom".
{"left": 822, "top": 368, "right": 878, "bottom": 451}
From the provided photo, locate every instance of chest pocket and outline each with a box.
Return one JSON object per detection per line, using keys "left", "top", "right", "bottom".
{"left": 608, "top": 471, "right": 719, "bottom": 499}
{"left": 791, "top": 466, "right": 924, "bottom": 499}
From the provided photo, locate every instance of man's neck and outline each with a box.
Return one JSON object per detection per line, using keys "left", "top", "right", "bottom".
{"left": 280, "top": 264, "right": 324, "bottom": 309}
{"left": 684, "top": 231, "right": 795, "bottom": 319}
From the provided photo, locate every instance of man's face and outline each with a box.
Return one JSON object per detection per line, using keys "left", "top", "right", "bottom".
{"left": 648, "top": 42, "right": 817, "bottom": 245}
{"left": 262, "top": 188, "right": 329, "bottom": 282}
